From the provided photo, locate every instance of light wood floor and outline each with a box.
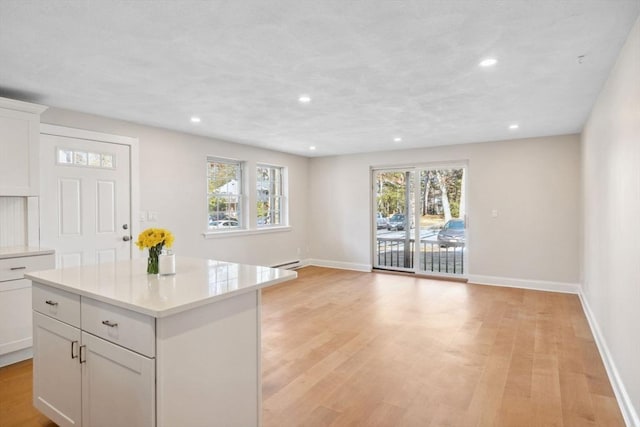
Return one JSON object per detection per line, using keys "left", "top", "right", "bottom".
{"left": 0, "top": 360, "right": 55, "bottom": 427}
{"left": 0, "top": 266, "right": 624, "bottom": 426}
{"left": 260, "top": 267, "right": 623, "bottom": 426}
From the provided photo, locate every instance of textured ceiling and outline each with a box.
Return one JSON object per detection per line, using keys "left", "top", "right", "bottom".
{"left": 1, "top": 1, "right": 638, "bottom": 157}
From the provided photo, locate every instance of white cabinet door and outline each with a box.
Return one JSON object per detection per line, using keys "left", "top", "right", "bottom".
{"left": 33, "top": 312, "right": 81, "bottom": 427}
{"left": 0, "top": 107, "right": 40, "bottom": 195}
{"left": 0, "top": 279, "right": 32, "bottom": 356}
{"left": 81, "top": 332, "right": 155, "bottom": 427}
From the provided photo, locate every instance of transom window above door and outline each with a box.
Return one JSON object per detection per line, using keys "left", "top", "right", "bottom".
{"left": 57, "top": 147, "right": 115, "bottom": 169}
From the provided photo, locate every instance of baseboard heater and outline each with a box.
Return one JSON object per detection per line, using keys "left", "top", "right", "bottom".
{"left": 271, "top": 260, "right": 302, "bottom": 270}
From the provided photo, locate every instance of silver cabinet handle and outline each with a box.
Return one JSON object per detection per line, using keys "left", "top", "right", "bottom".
{"left": 102, "top": 320, "right": 118, "bottom": 327}
{"left": 122, "top": 235, "right": 132, "bottom": 241}
{"left": 45, "top": 300, "right": 58, "bottom": 306}
{"left": 10, "top": 266, "right": 27, "bottom": 270}
{"left": 79, "top": 345, "right": 86, "bottom": 364}
{"left": 71, "top": 340, "right": 79, "bottom": 359}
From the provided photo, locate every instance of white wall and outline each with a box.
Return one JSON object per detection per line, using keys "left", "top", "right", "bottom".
{"left": 41, "top": 108, "right": 309, "bottom": 267}
{"left": 308, "top": 134, "right": 581, "bottom": 285}
{"left": 581, "top": 16, "right": 640, "bottom": 426}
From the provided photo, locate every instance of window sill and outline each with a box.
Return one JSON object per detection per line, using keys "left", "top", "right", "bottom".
{"left": 202, "top": 225, "right": 292, "bottom": 239}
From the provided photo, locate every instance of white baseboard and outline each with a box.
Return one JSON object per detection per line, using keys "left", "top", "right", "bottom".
{"left": 303, "top": 258, "right": 372, "bottom": 272}
{"left": 579, "top": 293, "right": 639, "bottom": 427}
{"left": 467, "top": 274, "right": 580, "bottom": 294}
{"left": 0, "top": 347, "right": 32, "bottom": 368}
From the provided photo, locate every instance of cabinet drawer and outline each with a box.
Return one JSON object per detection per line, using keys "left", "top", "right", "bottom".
{"left": 32, "top": 282, "right": 80, "bottom": 327}
{"left": 81, "top": 298, "right": 155, "bottom": 358}
{"left": 0, "top": 254, "right": 54, "bottom": 282}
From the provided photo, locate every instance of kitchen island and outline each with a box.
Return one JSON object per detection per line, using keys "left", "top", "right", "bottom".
{"left": 26, "top": 257, "right": 297, "bottom": 427}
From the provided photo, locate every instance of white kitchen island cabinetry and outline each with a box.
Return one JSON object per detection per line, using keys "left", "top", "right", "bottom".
{"left": 27, "top": 257, "right": 297, "bottom": 427}
{"left": 32, "top": 297, "right": 154, "bottom": 427}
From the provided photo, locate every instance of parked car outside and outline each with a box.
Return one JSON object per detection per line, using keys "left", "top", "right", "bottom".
{"left": 209, "top": 213, "right": 236, "bottom": 222}
{"left": 387, "top": 213, "right": 406, "bottom": 231}
{"left": 376, "top": 213, "right": 388, "bottom": 229}
{"left": 209, "top": 219, "right": 239, "bottom": 228}
{"left": 437, "top": 219, "right": 466, "bottom": 246}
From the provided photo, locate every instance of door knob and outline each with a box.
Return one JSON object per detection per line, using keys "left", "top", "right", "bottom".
{"left": 122, "top": 235, "right": 132, "bottom": 241}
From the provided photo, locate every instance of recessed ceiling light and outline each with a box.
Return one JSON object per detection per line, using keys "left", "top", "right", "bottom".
{"left": 298, "top": 95, "right": 311, "bottom": 104}
{"left": 479, "top": 58, "right": 497, "bottom": 67}
{"left": 394, "top": 137, "right": 402, "bottom": 143}
{"left": 309, "top": 146, "right": 316, "bottom": 151}
{"left": 190, "top": 116, "right": 201, "bottom": 123}
{"left": 509, "top": 124, "right": 519, "bottom": 130}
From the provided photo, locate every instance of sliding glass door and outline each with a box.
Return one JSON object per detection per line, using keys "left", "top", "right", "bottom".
{"left": 373, "top": 164, "right": 467, "bottom": 277}
{"left": 415, "top": 166, "right": 466, "bottom": 275}
{"left": 373, "top": 170, "right": 415, "bottom": 272}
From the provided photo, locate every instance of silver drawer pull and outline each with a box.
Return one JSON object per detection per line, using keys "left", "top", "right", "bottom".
{"left": 79, "top": 345, "right": 86, "bottom": 364}
{"left": 45, "top": 300, "right": 58, "bottom": 306}
{"left": 101, "top": 320, "right": 118, "bottom": 328}
{"left": 10, "top": 266, "right": 27, "bottom": 270}
{"left": 71, "top": 340, "right": 79, "bottom": 359}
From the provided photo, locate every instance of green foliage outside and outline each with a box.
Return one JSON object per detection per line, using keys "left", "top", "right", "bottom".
{"left": 376, "top": 172, "right": 409, "bottom": 217}
{"left": 257, "top": 202, "right": 268, "bottom": 218}
{"left": 421, "top": 169, "right": 463, "bottom": 218}
{"left": 376, "top": 168, "right": 464, "bottom": 219}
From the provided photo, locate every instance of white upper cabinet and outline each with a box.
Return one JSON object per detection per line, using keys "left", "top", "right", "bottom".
{"left": 0, "top": 97, "right": 47, "bottom": 196}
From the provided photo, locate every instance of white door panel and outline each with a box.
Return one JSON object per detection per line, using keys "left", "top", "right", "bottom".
{"left": 96, "top": 180, "right": 116, "bottom": 233}
{"left": 41, "top": 134, "right": 132, "bottom": 267}
{"left": 58, "top": 178, "right": 82, "bottom": 236}
{"left": 60, "top": 252, "right": 83, "bottom": 269}
{"left": 96, "top": 249, "right": 116, "bottom": 264}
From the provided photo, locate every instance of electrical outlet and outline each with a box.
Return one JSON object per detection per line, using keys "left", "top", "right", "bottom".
{"left": 139, "top": 211, "right": 147, "bottom": 222}
{"left": 148, "top": 211, "right": 158, "bottom": 221}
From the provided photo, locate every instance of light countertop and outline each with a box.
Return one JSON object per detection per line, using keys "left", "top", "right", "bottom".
{"left": 26, "top": 257, "right": 297, "bottom": 318}
{"left": 0, "top": 246, "right": 55, "bottom": 259}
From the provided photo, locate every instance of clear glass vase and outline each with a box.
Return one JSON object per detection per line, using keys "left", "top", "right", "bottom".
{"left": 147, "top": 245, "right": 162, "bottom": 274}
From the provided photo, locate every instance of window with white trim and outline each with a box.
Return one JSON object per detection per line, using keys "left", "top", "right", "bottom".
{"left": 207, "top": 157, "right": 243, "bottom": 230}
{"left": 257, "top": 164, "right": 285, "bottom": 227}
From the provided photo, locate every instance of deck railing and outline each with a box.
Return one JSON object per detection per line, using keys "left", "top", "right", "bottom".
{"left": 376, "top": 237, "right": 465, "bottom": 274}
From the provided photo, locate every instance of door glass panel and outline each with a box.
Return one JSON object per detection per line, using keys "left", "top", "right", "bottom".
{"left": 374, "top": 170, "right": 415, "bottom": 271}
{"left": 88, "top": 153, "right": 101, "bottom": 167}
{"left": 73, "top": 151, "right": 88, "bottom": 165}
{"left": 417, "top": 167, "right": 466, "bottom": 275}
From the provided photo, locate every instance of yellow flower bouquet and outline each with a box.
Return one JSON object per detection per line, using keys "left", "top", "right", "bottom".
{"left": 135, "top": 228, "right": 174, "bottom": 274}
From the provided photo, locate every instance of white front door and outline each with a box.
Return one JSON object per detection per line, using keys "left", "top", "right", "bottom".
{"left": 40, "top": 131, "right": 132, "bottom": 268}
